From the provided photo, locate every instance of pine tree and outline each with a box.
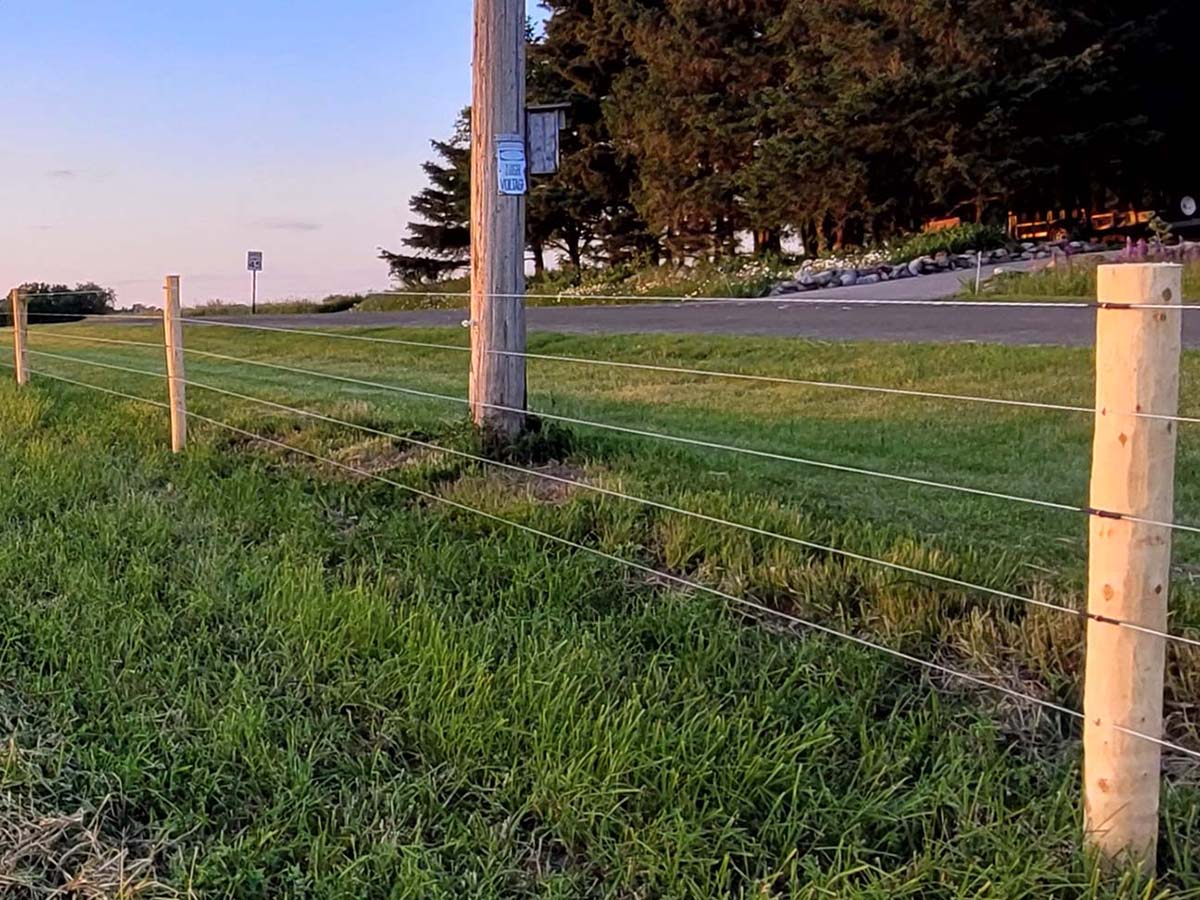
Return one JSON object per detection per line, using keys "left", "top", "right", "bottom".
{"left": 394, "top": 0, "right": 1185, "bottom": 278}
{"left": 379, "top": 112, "right": 471, "bottom": 285}
{"left": 536, "top": 0, "right": 659, "bottom": 265}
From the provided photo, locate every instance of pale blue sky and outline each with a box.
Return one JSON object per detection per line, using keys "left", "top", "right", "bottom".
{"left": 1, "top": 1, "right": 544, "bottom": 305}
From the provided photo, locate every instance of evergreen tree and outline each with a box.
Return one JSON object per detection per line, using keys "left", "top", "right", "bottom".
{"left": 379, "top": 112, "right": 471, "bottom": 284}
{"left": 394, "top": 0, "right": 1187, "bottom": 279}
{"left": 535, "top": 0, "right": 659, "bottom": 265}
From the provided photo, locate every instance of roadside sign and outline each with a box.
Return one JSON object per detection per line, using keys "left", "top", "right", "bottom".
{"left": 497, "top": 135, "right": 527, "bottom": 196}
{"left": 247, "top": 251, "right": 264, "bottom": 272}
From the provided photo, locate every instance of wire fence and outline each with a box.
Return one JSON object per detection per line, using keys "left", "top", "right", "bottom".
{"left": 5, "top": 270, "right": 1200, "bottom": 860}
{"left": 24, "top": 340, "right": 1200, "bottom": 653}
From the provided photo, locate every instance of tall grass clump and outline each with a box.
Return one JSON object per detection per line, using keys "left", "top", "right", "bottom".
{"left": 980, "top": 258, "right": 1200, "bottom": 301}
{"left": 886, "top": 223, "right": 1007, "bottom": 263}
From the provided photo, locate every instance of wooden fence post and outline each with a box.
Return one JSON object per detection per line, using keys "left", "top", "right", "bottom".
{"left": 9, "top": 288, "right": 29, "bottom": 386}
{"left": 162, "top": 275, "right": 187, "bottom": 452}
{"left": 1084, "top": 262, "right": 1183, "bottom": 871}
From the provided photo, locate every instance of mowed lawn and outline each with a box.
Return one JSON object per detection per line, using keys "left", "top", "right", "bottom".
{"left": 2, "top": 321, "right": 1199, "bottom": 898}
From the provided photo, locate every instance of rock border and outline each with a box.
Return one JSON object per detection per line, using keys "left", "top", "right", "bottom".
{"left": 769, "top": 240, "right": 1107, "bottom": 295}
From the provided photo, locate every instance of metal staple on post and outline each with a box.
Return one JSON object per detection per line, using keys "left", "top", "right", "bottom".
{"left": 162, "top": 275, "right": 187, "bottom": 452}
{"left": 1083, "top": 262, "right": 1183, "bottom": 872}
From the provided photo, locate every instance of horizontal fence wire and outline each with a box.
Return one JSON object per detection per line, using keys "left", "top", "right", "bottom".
{"left": 28, "top": 332, "right": 162, "bottom": 349}
{"left": 25, "top": 328, "right": 1200, "bottom": 531}
{"left": 26, "top": 350, "right": 165, "bottom": 377}
{"left": 8, "top": 290, "right": 123, "bottom": 299}
{"left": 20, "top": 346, "right": 1200, "bottom": 652}
{"left": 181, "top": 317, "right": 473, "bottom": 352}
{"left": 164, "top": 317, "right": 1200, "bottom": 427}
{"left": 16, "top": 311, "right": 160, "bottom": 320}
{"left": 105, "top": 340, "right": 1200, "bottom": 533}
{"left": 42, "top": 322, "right": 1104, "bottom": 416}
{"left": 14, "top": 287, "right": 1193, "bottom": 311}
{"left": 10, "top": 357, "right": 1200, "bottom": 763}
{"left": 369, "top": 289, "right": 1195, "bottom": 311}
{"left": 25, "top": 334, "right": 1200, "bottom": 533}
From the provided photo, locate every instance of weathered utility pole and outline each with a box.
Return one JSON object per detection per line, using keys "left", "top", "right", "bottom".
{"left": 469, "top": 0, "right": 527, "bottom": 440}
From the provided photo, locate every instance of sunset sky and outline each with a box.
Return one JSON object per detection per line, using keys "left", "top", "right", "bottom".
{"left": 1, "top": 1, "right": 544, "bottom": 306}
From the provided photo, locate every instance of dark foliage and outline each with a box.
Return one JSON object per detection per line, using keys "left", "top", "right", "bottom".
{"left": 389, "top": 1, "right": 1190, "bottom": 281}
{"left": 2, "top": 282, "right": 115, "bottom": 326}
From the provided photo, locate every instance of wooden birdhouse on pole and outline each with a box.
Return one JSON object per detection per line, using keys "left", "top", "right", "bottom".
{"left": 526, "top": 103, "right": 569, "bottom": 176}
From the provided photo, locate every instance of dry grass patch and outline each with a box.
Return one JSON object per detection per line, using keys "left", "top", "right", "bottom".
{"left": 0, "top": 798, "right": 174, "bottom": 899}
{"left": 334, "top": 436, "right": 432, "bottom": 476}
{"left": 491, "top": 461, "right": 592, "bottom": 505}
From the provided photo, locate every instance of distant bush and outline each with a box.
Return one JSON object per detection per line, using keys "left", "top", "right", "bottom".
{"left": 184, "top": 294, "right": 368, "bottom": 317}
{"left": 886, "top": 224, "right": 1007, "bottom": 263}
{"left": 1, "top": 282, "right": 115, "bottom": 326}
{"left": 354, "top": 283, "right": 471, "bottom": 312}
{"left": 512, "top": 255, "right": 795, "bottom": 303}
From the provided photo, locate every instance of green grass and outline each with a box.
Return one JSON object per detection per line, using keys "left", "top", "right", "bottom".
{"left": 3, "top": 323, "right": 1200, "bottom": 897}
{"left": 970, "top": 259, "right": 1200, "bottom": 302}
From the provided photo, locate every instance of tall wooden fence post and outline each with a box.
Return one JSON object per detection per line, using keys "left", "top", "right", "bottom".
{"left": 1084, "top": 262, "right": 1183, "bottom": 871}
{"left": 469, "top": 0, "right": 527, "bottom": 440}
{"left": 162, "top": 275, "right": 187, "bottom": 452}
{"left": 9, "top": 288, "right": 29, "bottom": 386}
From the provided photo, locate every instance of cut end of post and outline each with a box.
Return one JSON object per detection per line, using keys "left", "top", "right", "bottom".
{"left": 1098, "top": 262, "right": 1184, "bottom": 308}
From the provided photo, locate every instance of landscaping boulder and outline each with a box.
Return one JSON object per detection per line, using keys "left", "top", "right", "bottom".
{"left": 769, "top": 281, "right": 802, "bottom": 296}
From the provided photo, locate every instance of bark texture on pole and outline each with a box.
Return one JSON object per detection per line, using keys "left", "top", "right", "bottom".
{"left": 162, "top": 275, "right": 187, "bottom": 453}
{"left": 10, "top": 289, "right": 29, "bottom": 386}
{"left": 469, "top": 0, "right": 527, "bottom": 439}
{"left": 1084, "top": 263, "right": 1183, "bottom": 871}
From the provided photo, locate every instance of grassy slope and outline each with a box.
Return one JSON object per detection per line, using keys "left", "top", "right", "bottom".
{"left": 971, "top": 259, "right": 1200, "bottom": 302}
{"left": 3, "top": 323, "right": 1200, "bottom": 897}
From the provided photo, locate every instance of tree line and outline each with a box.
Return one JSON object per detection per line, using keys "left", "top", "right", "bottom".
{"left": 383, "top": 1, "right": 1193, "bottom": 283}
{"left": 1, "top": 283, "right": 115, "bottom": 326}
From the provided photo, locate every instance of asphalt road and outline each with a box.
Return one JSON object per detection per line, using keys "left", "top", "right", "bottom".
{"left": 203, "top": 298, "right": 1200, "bottom": 348}
{"left": 180, "top": 253, "right": 1172, "bottom": 347}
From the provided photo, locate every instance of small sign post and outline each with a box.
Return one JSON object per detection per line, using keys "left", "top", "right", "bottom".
{"left": 247, "top": 251, "right": 263, "bottom": 314}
